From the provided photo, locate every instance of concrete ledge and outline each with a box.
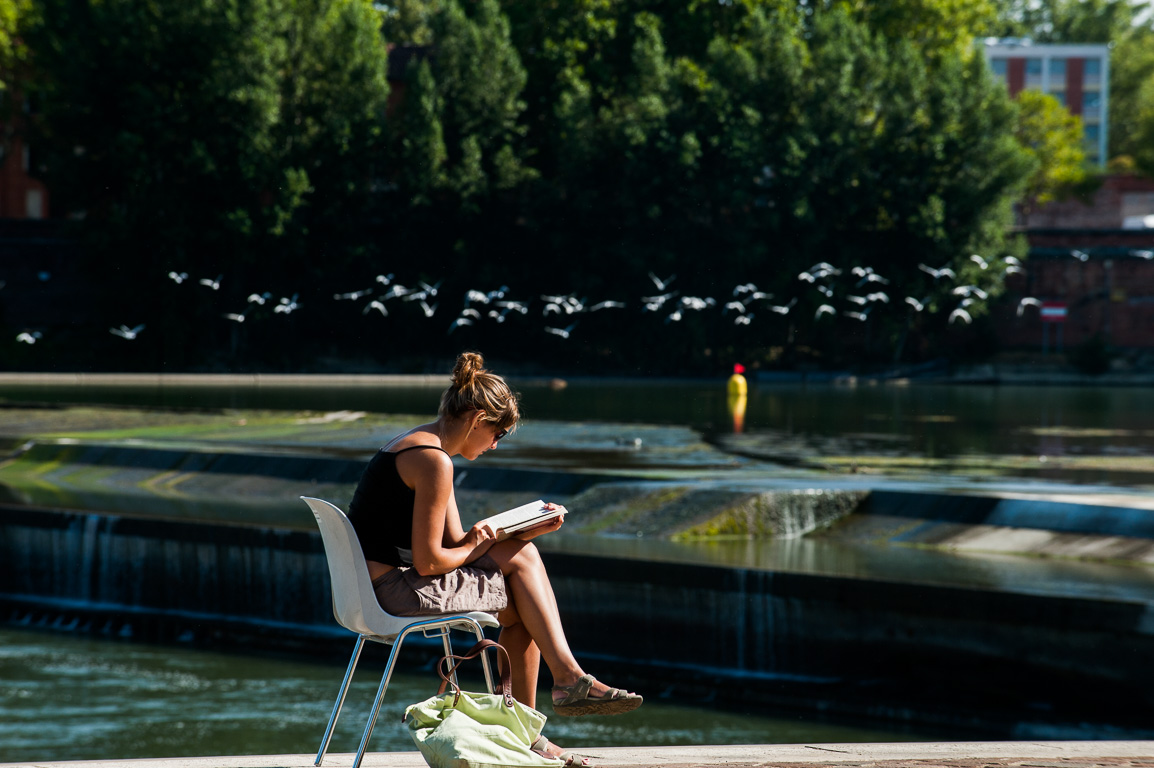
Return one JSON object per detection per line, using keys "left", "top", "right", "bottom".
{"left": 3, "top": 742, "right": 1153, "bottom": 768}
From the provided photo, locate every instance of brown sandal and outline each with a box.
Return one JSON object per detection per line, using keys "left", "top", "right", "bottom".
{"left": 551, "top": 674, "right": 643, "bottom": 716}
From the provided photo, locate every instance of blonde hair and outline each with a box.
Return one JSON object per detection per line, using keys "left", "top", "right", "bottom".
{"left": 439, "top": 351, "right": 520, "bottom": 432}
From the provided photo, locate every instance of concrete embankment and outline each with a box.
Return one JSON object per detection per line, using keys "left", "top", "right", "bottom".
{"left": 2, "top": 496, "right": 1152, "bottom": 739}
{"left": 1, "top": 406, "right": 1153, "bottom": 740}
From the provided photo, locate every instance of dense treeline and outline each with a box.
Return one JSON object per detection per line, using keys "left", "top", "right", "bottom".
{"left": 2, "top": 0, "right": 1145, "bottom": 374}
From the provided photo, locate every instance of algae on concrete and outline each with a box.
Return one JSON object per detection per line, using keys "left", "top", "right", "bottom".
{"left": 673, "top": 488, "right": 867, "bottom": 540}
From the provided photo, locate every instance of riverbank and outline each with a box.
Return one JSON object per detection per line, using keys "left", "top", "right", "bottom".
{"left": 1, "top": 360, "right": 1154, "bottom": 389}
{"left": 2, "top": 389, "right": 1152, "bottom": 748}
{"left": 2, "top": 741, "right": 1152, "bottom": 768}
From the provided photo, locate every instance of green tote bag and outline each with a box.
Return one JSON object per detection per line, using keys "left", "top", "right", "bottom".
{"left": 404, "top": 639, "right": 560, "bottom": 768}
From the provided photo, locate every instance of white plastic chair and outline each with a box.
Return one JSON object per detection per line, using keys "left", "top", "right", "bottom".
{"left": 302, "top": 496, "right": 499, "bottom": 768}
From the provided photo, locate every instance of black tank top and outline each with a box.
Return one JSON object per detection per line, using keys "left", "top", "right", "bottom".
{"left": 347, "top": 444, "right": 448, "bottom": 567}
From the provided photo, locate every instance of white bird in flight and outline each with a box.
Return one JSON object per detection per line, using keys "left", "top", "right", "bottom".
{"left": 495, "top": 300, "right": 530, "bottom": 314}
{"left": 199, "top": 275, "right": 223, "bottom": 291}
{"left": 918, "top": 263, "right": 956, "bottom": 281}
{"left": 970, "top": 254, "right": 989, "bottom": 270}
{"left": 16, "top": 331, "right": 42, "bottom": 344}
{"left": 110, "top": 324, "right": 145, "bottom": 339}
{"left": 953, "top": 285, "right": 989, "bottom": 300}
{"left": 363, "top": 300, "right": 388, "bottom": 316}
{"left": 334, "top": 288, "right": 373, "bottom": 301}
{"left": 168, "top": 271, "right": 189, "bottom": 284}
{"left": 1017, "top": 297, "right": 1042, "bottom": 317}
{"left": 853, "top": 266, "right": 890, "bottom": 287}
{"left": 648, "top": 272, "right": 676, "bottom": 291}
{"left": 545, "top": 323, "right": 577, "bottom": 338}
{"left": 274, "top": 295, "right": 300, "bottom": 314}
{"left": 769, "top": 298, "right": 797, "bottom": 315}
{"left": 465, "top": 290, "right": 490, "bottom": 306}
{"left": 948, "top": 308, "right": 973, "bottom": 325}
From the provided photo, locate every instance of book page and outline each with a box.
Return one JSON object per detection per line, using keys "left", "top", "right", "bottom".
{"left": 479, "top": 500, "right": 561, "bottom": 539}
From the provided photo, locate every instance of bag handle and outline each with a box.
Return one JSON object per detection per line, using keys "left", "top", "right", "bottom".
{"left": 437, "top": 638, "right": 515, "bottom": 709}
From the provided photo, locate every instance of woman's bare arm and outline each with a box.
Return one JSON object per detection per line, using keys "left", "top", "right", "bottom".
{"left": 402, "top": 448, "right": 496, "bottom": 576}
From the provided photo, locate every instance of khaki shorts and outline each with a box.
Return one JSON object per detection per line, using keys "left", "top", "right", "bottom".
{"left": 370, "top": 553, "right": 508, "bottom": 616}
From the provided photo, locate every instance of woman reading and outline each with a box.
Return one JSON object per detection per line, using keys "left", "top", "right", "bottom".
{"left": 347, "top": 351, "right": 642, "bottom": 763}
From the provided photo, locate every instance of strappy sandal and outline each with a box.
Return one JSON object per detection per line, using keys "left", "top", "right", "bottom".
{"left": 551, "top": 674, "right": 643, "bottom": 716}
{"left": 530, "top": 735, "right": 596, "bottom": 767}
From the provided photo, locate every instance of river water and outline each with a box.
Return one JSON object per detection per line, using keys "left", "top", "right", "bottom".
{"left": 8, "top": 376, "right": 1154, "bottom": 464}
{"left": 0, "top": 377, "right": 1150, "bottom": 761}
{"left": 0, "top": 626, "right": 923, "bottom": 762}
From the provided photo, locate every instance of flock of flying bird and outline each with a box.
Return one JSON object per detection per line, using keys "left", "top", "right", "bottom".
{"left": 14, "top": 247, "right": 1152, "bottom": 347}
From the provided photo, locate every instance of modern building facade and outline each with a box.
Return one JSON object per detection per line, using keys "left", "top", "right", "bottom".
{"left": 983, "top": 39, "right": 1110, "bottom": 167}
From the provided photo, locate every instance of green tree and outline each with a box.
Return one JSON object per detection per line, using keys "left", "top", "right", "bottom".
{"left": 836, "top": 0, "right": 998, "bottom": 60}
{"left": 1110, "top": 26, "right": 1154, "bottom": 168}
{"left": 0, "top": 0, "right": 31, "bottom": 91}
{"left": 384, "top": 0, "right": 533, "bottom": 216}
{"left": 22, "top": 0, "right": 390, "bottom": 369}
{"left": 1013, "top": 89, "right": 1088, "bottom": 208}
{"left": 988, "top": 0, "right": 1146, "bottom": 42}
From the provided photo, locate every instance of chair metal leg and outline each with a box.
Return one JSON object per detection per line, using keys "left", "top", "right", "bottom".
{"left": 471, "top": 621, "right": 496, "bottom": 694}
{"left": 316, "top": 634, "right": 367, "bottom": 766}
{"left": 352, "top": 616, "right": 491, "bottom": 768}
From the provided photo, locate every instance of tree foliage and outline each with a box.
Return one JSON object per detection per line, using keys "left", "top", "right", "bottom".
{"left": 22, "top": 0, "right": 391, "bottom": 368}
{"left": 0, "top": 0, "right": 31, "bottom": 91}
{"left": 12, "top": 0, "right": 1044, "bottom": 372}
{"left": 1013, "top": 89, "right": 1087, "bottom": 205}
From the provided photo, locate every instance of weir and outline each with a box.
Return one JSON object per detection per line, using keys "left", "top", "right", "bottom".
{"left": 2, "top": 493, "right": 1152, "bottom": 740}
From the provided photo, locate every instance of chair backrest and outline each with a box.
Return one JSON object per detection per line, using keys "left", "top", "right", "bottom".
{"left": 302, "top": 496, "right": 406, "bottom": 639}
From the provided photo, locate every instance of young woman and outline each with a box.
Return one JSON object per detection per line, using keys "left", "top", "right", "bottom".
{"left": 347, "top": 351, "right": 642, "bottom": 763}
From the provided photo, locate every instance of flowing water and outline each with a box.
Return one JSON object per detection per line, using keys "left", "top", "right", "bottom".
{"left": 0, "top": 626, "right": 925, "bottom": 762}
{"left": 1, "top": 377, "right": 1150, "bottom": 761}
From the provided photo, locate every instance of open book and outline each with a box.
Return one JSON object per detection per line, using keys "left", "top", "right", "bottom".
{"left": 479, "top": 500, "right": 562, "bottom": 540}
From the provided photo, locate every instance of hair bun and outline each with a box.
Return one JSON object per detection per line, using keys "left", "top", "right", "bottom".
{"left": 451, "top": 351, "right": 485, "bottom": 389}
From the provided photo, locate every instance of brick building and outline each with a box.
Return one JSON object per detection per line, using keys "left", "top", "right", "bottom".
{"left": 0, "top": 103, "right": 49, "bottom": 219}
{"left": 995, "top": 232, "right": 1154, "bottom": 351}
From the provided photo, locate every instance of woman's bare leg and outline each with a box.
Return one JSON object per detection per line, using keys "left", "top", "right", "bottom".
{"left": 488, "top": 539, "right": 630, "bottom": 704}
{"left": 496, "top": 603, "right": 541, "bottom": 706}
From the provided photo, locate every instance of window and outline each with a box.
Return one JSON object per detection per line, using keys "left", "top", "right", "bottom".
{"left": 1084, "top": 124, "right": 1100, "bottom": 143}
{"left": 25, "top": 190, "right": 43, "bottom": 220}
{"left": 1083, "top": 57, "right": 1102, "bottom": 86}
{"left": 990, "top": 58, "right": 1007, "bottom": 78}
{"left": 1049, "top": 58, "right": 1066, "bottom": 79}
{"left": 1082, "top": 91, "right": 1101, "bottom": 117}
{"left": 1025, "top": 57, "right": 1043, "bottom": 87}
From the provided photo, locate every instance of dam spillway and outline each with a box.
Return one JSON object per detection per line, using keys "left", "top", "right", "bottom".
{"left": 0, "top": 406, "right": 1153, "bottom": 741}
